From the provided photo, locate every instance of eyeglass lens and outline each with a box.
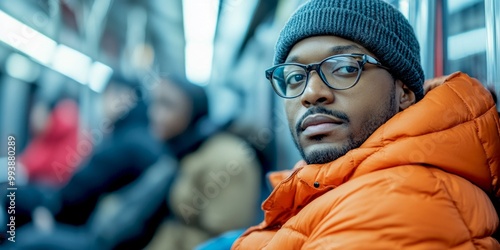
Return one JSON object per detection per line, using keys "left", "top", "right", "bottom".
{"left": 271, "top": 56, "right": 362, "bottom": 98}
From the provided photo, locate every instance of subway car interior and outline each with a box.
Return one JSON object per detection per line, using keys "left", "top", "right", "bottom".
{"left": 0, "top": 0, "right": 499, "bottom": 249}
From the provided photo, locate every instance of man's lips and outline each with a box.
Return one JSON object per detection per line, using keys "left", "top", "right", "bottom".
{"left": 300, "top": 114, "right": 345, "bottom": 137}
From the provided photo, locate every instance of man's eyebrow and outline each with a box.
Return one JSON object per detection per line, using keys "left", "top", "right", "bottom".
{"left": 285, "top": 55, "right": 299, "bottom": 63}
{"left": 330, "top": 45, "right": 364, "bottom": 54}
{"left": 285, "top": 45, "right": 366, "bottom": 63}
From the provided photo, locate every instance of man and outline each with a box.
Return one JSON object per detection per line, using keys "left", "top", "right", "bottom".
{"left": 232, "top": 0, "right": 500, "bottom": 249}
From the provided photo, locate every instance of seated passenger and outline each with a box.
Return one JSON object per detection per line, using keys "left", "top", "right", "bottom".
{"left": 20, "top": 95, "right": 80, "bottom": 187}
{"left": 232, "top": 0, "right": 500, "bottom": 249}
{"left": 146, "top": 76, "right": 262, "bottom": 250}
{"left": 4, "top": 73, "right": 163, "bottom": 249}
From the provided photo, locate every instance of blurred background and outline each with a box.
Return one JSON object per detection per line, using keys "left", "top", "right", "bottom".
{"left": 0, "top": 0, "right": 498, "bottom": 249}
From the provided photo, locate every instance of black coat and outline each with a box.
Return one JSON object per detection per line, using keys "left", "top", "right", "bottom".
{"left": 55, "top": 101, "right": 162, "bottom": 225}
{"left": 53, "top": 101, "right": 165, "bottom": 249}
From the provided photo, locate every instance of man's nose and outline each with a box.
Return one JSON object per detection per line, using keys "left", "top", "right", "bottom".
{"left": 300, "top": 72, "right": 335, "bottom": 107}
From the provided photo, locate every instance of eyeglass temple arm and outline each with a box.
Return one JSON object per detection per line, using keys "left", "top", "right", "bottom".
{"left": 364, "top": 55, "right": 390, "bottom": 70}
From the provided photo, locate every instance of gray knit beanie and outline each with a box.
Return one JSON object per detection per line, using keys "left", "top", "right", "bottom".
{"left": 274, "top": 0, "right": 425, "bottom": 101}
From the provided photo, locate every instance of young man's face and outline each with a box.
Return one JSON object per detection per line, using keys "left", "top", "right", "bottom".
{"left": 284, "top": 36, "right": 409, "bottom": 164}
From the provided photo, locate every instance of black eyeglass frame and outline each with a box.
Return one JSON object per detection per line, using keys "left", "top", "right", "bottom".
{"left": 265, "top": 53, "right": 391, "bottom": 99}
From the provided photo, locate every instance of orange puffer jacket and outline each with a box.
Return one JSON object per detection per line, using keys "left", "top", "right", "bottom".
{"left": 233, "top": 72, "right": 500, "bottom": 250}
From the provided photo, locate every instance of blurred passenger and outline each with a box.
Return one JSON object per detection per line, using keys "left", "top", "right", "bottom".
{"left": 233, "top": 0, "right": 500, "bottom": 249}
{"left": 4, "top": 73, "right": 163, "bottom": 249}
{"left": 19, "top": 98, "right": 80, "bottom": 187}
{"left": 146, "top": 76, "right": 262, "bottom": 250}
{"left": 52, "top": 74, "right": 162, "bottom": 228}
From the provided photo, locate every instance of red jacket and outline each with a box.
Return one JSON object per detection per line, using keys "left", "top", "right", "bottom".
{"left": 233, "top": 72, "right": 500, "bottom": 249}
{"left": 20, "top": 99, "right": 82, "bottom": 186}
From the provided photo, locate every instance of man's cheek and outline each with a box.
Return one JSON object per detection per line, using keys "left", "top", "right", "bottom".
{"left": 284, "top": 109, "right": 295, "bottom": 129}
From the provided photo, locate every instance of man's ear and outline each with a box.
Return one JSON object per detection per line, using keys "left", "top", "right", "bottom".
{"left": 396, "top": 80, "right": 416, "bottom": 110}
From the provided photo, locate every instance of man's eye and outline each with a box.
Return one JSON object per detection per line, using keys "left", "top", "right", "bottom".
{"left": 285, "top": 73, "right": 306, "bottom": 85}
{"left": 323, "top": 59, "right": 360, "bottom": 76}
{"left": 333, "top": 65, "right": 359, "bottom": 75}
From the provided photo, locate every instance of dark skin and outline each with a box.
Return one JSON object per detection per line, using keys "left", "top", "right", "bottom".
{"left": 284, "top": 36, "right": 416, "bottom": 164}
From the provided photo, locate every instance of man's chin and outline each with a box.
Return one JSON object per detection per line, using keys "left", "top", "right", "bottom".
{"left": 302, "top": 143, "right": 352, "bottom": 164}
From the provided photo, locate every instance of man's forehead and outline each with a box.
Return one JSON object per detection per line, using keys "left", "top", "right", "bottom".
{"left": 284, "top": 36, "right": 373, "bottom": 63}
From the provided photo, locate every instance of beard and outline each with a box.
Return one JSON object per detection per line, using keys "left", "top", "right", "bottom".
{"left": 291, "top": 85, "right": 397, "bottom": 165}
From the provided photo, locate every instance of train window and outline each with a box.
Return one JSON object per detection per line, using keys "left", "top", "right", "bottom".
{"left": 444, "top": 0, "right": 487, "bottom": 83}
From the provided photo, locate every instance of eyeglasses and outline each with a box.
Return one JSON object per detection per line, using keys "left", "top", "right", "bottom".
{"left": 265, "top": 53, "right": 390, "bottom": 99}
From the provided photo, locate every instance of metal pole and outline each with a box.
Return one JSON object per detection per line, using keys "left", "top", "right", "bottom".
{"left": 484, "top": 0, "right": 500, "bottom": 111}
{"left": 77, "top": 0, "right": 114, "bottom": 137}
{"left": 407, "top": 0, "right": 436, "bottom": 79}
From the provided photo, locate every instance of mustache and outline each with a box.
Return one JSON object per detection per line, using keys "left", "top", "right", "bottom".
{"left": 295, "top": 106, "right": 350, "bottom": 135}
